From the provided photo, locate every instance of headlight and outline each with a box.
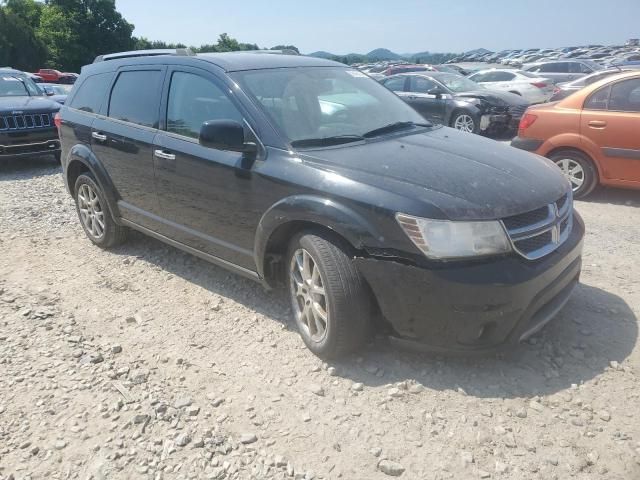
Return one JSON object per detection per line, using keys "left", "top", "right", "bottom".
{"left": 396, "top": 213, "right": 512, "bottom": 259}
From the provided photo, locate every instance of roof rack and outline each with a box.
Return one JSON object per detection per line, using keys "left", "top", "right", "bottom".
{"left": 93, "top": 48, "right": 195, "bottom": 63}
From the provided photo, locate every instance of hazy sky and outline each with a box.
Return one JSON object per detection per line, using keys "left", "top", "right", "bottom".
{"left": 116, "top": 0, "right": 640, "bottom": 54}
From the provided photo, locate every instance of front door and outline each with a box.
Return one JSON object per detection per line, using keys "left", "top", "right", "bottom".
{"left": 404, "top": 76, "right": 447, "bottom": 124}
{"left": 580, "top": 77, "right": 640, "bottom": 184}
{"left": 152, "top": 67, "right": 257, "bottom": 270}
{"left": 91, "top": 67, "right": 166, "bottom": 228}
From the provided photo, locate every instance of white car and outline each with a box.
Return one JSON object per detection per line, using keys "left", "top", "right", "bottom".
{"left": 468, "top": 69, "right": 555, "bottom": 103}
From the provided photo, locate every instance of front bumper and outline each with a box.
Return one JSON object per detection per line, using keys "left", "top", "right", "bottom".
{"left": 480, "top": 113, "right": 521, "bottom": 132}
{"left": 0, "top": 128, "right": 60, "bottom": 157}
{"left": 355, "top": 212, "right": 585, "bottom": 353}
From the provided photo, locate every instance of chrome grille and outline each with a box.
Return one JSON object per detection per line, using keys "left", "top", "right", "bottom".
{"left": 502, "top": 191, "right": 573, "bottom": 260}
{"left": 0, "top": 113, "right": 52, "bottom": 131}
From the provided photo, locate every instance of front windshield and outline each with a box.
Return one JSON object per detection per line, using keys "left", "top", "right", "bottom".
{"left": 434, "top": 73, "right": 482, "bottom": 92}
{"left": 233, "top": 67, "right": 427, "bottom": 143}
{"left": 44, "top": 84, "right": 72, "bottom": 95}
{"left": 0, "top": 75, "right": 43, "bottom": 97}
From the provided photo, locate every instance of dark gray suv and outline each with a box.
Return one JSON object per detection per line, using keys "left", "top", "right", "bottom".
{"left": 58, "top": 50, "right": 584, "bottom": 358}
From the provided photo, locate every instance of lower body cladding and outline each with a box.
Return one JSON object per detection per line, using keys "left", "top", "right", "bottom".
{"left": 355, "top": 212, "right": 585, "bottom": 353}
{"left": 0, "top": 128, "right": 60, "bottom": 158}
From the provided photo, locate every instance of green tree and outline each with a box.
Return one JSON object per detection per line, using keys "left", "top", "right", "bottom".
{"left": 37, "top": 0, "right": 134, "bottom": 71}
{"left": 0, "top": 1, "right": 47, "bottom": 70}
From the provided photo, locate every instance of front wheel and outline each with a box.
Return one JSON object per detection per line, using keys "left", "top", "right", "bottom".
{"left": 450, "top": 111, "right": 480, "bottom": 134}
{"left": 548, "top": 150, "right": 598, "bottom": 198}
{"left": 287, "top": 232, "right": 372, "bottom": 359}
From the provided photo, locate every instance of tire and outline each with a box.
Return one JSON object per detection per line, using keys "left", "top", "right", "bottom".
{"left": 287, "top": 231, "right": 372, "bottom": 359}
{"left": 548, "top": 150, "right": 598, "bottom": 198}
{"left": 74, "top": 172, "right": 128, "bottom": 248}
{"left": 450, "top": 110, "right": 480, "bottom": 134}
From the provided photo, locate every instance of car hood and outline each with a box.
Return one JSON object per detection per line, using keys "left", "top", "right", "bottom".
{"left": 454, "top": 89, "right": 529, "bottom": 106}
{"left": 0, "top": 96, "right": 61, "bottom": 114}
{"left": 299, "top": 126, "right": 569, "bottom": 221}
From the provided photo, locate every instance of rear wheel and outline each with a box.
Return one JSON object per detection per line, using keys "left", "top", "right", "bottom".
{"left": 287, "top": 232, "right": 372, "bottom": 359}
{"left": 450, "top": 111, "right": 479, "bottom": 134}
{"left": 74, "top": 173, "right": 128, "bottom": 248}
{"left": 548, "top": 150, "right": 598, "bottom": 198}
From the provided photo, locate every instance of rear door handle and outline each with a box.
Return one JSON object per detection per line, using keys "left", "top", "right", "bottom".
{"left": 91, "top": 131, "right": 107, "bottom": 142}
{"left": 154, "top": 149, "right": 176, "bottom": 161}
{"left": 588, "top": 120, "right": 607, "bottom": 128}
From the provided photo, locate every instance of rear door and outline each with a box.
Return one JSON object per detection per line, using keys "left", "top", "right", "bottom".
{"left": 581, "top": 78, "right": 640, "bottom": 183}
{"left": 405, "top": 76, "right": 447, "bottom": 123}
{"left": 91, "top": 66, "right": 166, "bottom": 228}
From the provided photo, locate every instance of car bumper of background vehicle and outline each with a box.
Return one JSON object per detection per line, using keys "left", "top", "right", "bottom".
{"left": 510, "top": 136, "right": 544, "bottom": 152}
{"left": 480, "top": 114, "right": 515, "bottom": 131}
{"left": 0, "top": 139, "right": 60, "bottom": 157}
{"left": 354, "top": 212, "right": 584, "bottom": 354}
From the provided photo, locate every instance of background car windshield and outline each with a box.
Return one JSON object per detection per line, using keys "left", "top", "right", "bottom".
{"left": 434, "top": 74, "right": 482, "bottom": 92}
{"left": 233, "top": 67, "right": 426, "bottom": 142}
{"left": 0, "top": 75, "right": 42, "bottom": 97}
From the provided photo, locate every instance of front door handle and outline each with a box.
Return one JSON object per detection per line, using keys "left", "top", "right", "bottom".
{"left": 588, "top": 120, "right": 607, "bottom": 128}
{"left": 92, "top": 131, "right": 107, "bottom": 142}
{"left": 154, "top": 149, "right": 176, "bottom": 161}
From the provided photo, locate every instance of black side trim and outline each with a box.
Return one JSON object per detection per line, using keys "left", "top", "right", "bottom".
{"left": 510, "top": 136, "right": 544, "bottom": 152}
{"left": 602, "top": 147, "right": 640, "bottom": 160}
{"left": 119, "top": 218, "right": 263, "bottom": 284}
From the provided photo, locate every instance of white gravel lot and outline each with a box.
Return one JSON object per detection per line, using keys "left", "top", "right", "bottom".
{"left": 0, "top": 156, "right": 639, "bottom": 480}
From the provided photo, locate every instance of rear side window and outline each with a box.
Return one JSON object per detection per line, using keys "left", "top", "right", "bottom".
{"left": 570, "top": 63, "right": 592, "bottom": 74}
{"left": 536, "top": 63, "right": 569, "bottom": 73}
{"left": 166, "top": 72, "right": 243, "bottom": 139}
{"left": 584, "top": 85, "right": 611, "bottom": 110}
{"left": 609, "top": 78, "right": 640, "bottom": 112}
{"left": 108, "top": 70, "right": 162, "bottom": 128}
{"left": 69, "top": 73, "right": 113, "bottom": 114}
{"left": 382, "top": 77, "right": 406, "bottom": 92}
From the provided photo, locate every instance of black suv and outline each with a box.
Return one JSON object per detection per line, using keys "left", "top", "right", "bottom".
{"left": 59, "top": 50, "right": 584, "bottom": 358}
{"left": 0, "top": 68, "right": 61, "bottom": 161}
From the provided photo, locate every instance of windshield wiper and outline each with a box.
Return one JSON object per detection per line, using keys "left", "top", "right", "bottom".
{"left": 290, "top": 134, "right": 365, "bottom": 148}
{"left": 362, "top": 120, "right": 432, "bottom": 138}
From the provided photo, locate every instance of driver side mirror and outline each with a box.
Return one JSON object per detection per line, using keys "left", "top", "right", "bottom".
{"left": 199, "top": 120, "right": 257, "bottom": 154}
{"left": 427, "top": 87, "right": 444, "bottom": 98}
{"left": 43, "top": 86, "right": 55, "bottom": 96}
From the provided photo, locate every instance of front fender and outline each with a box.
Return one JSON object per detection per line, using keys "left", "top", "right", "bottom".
{"left": 65, "top": 144, "right": 121, "bottom": 219}
{"left": 254, "top": 195, "right": 384, "bottom": 279}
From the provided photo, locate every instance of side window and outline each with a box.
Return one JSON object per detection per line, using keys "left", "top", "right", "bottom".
{"left": 68, "top": 73, "right": 113, "bottom": 114}
{"left": 411, "top": 77, "right": 438, "bottom": 93}
{"left": 167, "top": 71, "right": 243, "bottom": 139}
{"left": 525, "top": 65, "right": 542, "bottom": 73}
{"left": 108, "top": 70, "right": 163, "bottom": 128}
{"left": 570, "top": 63, "right": 592, "bottom": 74}
{"left": 382, "top": 77, "right": 406, "bottom": 92}
{"left": 584, "top": 85, "right": 611, "bottom": 110}
{"left": 469, "top": 73, "right": 488, "bottom": 82}
{"left": 493, "top": 71, "right": 516, "bottom": 81}
{"left": 608, "top": 78, "right": 640, "bottom": 112}
{"left": 540, "top": 63, "right": 569, "bottom": 73}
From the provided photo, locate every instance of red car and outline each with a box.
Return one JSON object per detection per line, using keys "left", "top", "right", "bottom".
{"left": 33, "top": 69, "right": 78, "bottom": 84}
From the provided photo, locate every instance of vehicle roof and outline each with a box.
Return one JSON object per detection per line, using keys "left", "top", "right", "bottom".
{"left": 82, "top": 52, "right": 344, "bottom": 75}
{"left": 0, "top": 67, "right": 26, "bottom": 75}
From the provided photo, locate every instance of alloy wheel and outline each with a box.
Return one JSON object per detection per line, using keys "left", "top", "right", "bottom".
{"left": 555, "top": 158, "right": 585, "bottom": 192}
{"left": 453, "top": 114, "right": 475, "bottom": 133}
{"left": 77, "top": 183, "right": 105, "bottom": 240}
{"left": 289, "top": 248, "right": 329, "bottom": 343}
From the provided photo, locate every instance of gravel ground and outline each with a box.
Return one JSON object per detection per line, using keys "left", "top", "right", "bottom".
{"left": 0, "top": 155, "right": 639, "bottom": 480}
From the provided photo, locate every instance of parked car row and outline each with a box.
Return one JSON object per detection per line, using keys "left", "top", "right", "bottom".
{"left": 450, "top": 42, "right": 640, "bottom": 70}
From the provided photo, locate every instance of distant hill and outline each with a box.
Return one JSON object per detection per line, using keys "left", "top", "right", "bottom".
{"left": 366, "top": 48, "right": 402, "bottom": 61}
{"left": 466, "top": 48, "right": 492, "bottom": 55}
{"left": 308, "top": 51, "right": 336, "bottom": 59}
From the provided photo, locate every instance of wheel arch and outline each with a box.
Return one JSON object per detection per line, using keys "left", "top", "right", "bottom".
{"left": 545, "top": 145, "right": 602, "bottom": 182}
{"left": 65, "top": 144, "right": 121, "bottom": 220}
{"left": 255, "top": 195, "right": 383, "bottom": 288}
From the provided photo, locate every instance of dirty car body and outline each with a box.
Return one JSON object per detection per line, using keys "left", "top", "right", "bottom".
{"left": 59, "top": 52, "right": 583, "bottom": 355}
